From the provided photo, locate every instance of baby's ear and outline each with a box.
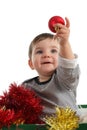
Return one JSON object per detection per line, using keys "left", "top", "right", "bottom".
{"left": 28, "top": 59, "right": 34, "bottom": 70}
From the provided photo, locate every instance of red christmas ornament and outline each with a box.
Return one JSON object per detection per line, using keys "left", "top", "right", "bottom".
{"left": 48, "top": 16, "right": 65, "bottom": 33}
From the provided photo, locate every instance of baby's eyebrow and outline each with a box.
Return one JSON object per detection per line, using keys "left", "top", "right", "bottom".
{"left": 35, "top": 47, "right": 43, "bottom": 50}
{"left": 35, "top": 45, "right": 59, "bottom": 50}
{"left": 50, "top": 46, "right": 59, "bottom": 49}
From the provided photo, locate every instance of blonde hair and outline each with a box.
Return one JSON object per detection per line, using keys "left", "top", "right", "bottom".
{"left": 28, "top": 33, "right": 54, "bottom": 59}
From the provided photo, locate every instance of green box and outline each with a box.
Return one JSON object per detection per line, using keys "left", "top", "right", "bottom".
{"left": 2, "top": 124, "right": 46, "bottom": 130}
{"left": 2, "top": 124, "right": 87, "bottom": 130}
{"left": 78, "top": 124, "right": 87, "bottom": 130}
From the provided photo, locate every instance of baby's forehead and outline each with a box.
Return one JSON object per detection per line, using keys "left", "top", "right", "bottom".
{"left": 35, "top": 38, "right": 58, "bottom": 45}
{"left": 33, "top": 39, "right": 59, "bottom": 49}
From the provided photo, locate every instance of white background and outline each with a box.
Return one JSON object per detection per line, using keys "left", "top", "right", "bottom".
{"left": 0, "top": 0, "right": 87, "bottom": 104}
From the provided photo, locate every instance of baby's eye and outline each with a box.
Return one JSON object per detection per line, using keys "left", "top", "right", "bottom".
{"left": 51, "top": 49, "right": 58, "bottom": 53}
{"left": 36, "top": 50, "right": 43, "bottom": 54}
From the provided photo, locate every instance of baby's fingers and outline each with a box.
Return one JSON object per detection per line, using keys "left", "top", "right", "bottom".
{"left": 65, "top": 17, "right": 70, "bottom": 28}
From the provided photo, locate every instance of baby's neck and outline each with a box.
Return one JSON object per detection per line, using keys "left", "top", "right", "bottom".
{"left": 38, "top": 75, "right": 51, "bottom": 82}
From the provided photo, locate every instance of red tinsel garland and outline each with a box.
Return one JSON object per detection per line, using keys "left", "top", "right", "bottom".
{"left": 0, "top": 108, "right": 14, "bottom": 128}
{"left": 0, "top": 83, "right": 44, "bottom": 128}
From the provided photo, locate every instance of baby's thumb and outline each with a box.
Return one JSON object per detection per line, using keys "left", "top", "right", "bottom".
{"left": 65, "top": 17, "right": 70, "bottom": 28}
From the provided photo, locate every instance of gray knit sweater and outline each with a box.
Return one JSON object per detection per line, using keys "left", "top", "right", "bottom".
{"left": 22, "top": 55, "right": 80, "bottom": 116}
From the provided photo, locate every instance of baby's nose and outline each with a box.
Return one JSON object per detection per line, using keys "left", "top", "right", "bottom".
{"left": 42, "top": 51, "right": 51, "bottom": 58}
{"left": 43, "top": 55, "right": 50, "bottom": 58}
{"left": 43, "top": 52, "right": 51, "bottom": 58}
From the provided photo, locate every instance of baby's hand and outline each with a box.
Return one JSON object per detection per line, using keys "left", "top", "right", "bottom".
{"left": 80, "top": 114, "right": 87, "bottom": 123}
{"left": 54, "top": 17, "right": 70, "bottom": 46}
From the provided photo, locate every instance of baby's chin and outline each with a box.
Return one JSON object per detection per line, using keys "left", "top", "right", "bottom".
{"left": 46, "top": 68, "right": 56, "bottom": 74}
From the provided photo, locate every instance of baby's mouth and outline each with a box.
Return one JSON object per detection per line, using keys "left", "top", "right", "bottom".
{"left": 42, "top": 62, "right": 52, "bottom": 64}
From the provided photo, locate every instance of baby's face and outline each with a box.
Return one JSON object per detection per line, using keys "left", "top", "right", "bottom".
{"left": 29, "top": 38, "right": 59, "bottom": 76}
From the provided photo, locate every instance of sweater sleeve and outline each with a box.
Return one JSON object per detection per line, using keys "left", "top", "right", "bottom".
{"left": 58, "top": 54, "right": 78, "bottom": 68}
{"left": 56, "top": 54, "right": 80, "bottom": 90}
